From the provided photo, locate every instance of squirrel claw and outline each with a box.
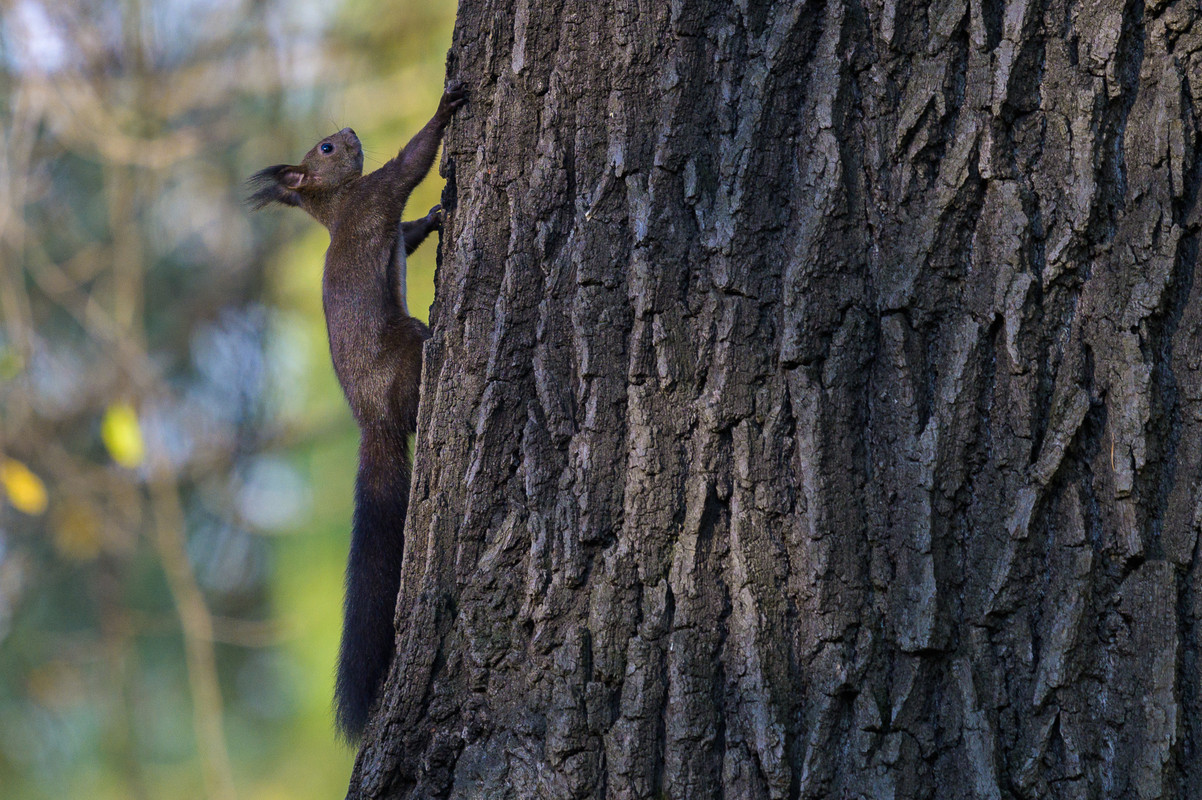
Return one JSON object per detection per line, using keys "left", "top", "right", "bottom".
{"left": 441, "top": 80, "right": 468, "bottom": 113}
{"left": 427, "top": 204, "right": 445, "bottom": 228}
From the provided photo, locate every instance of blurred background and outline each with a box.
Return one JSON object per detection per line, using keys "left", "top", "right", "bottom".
{"left": 0, "top": 0, "right": 456, "bottom": 797}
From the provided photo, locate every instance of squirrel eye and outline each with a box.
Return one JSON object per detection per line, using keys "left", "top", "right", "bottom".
{"left": 320, "top": 142, "right": 334, "bottom": 154}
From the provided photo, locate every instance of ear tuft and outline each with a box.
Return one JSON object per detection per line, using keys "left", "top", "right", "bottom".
{"left": 246, "top": 164, "right": 304, "bottom": 209}
{"left": 280, "top": 168, "right": 306, "bottom": 190}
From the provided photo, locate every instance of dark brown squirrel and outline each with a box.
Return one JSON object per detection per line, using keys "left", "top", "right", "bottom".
{"left": 248, "top": 81, "right": 466, "bottom": 741}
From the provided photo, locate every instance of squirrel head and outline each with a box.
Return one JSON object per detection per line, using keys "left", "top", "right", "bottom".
{"left": 248, "top": 128, "right": 364, "bottom": 217}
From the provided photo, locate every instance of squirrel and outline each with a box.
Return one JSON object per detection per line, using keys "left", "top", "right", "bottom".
{"left": 249, "top": 81, "right": 467, "bottom": 741}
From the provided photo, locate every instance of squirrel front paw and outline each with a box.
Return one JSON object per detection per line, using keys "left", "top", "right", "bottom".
{"left": 439, "top": 81, "right": 468, "bottom": 116}
{"left": 426, "top": 204, "right": 445, "bottom": 230}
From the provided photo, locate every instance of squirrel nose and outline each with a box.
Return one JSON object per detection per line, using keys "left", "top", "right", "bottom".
{"left": 341, "top": 127, "right": 356, "bottom": 138}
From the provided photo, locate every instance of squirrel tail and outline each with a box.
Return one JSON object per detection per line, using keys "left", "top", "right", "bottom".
{"left": 334, "top": 433, "right": 411, "bottom": 741}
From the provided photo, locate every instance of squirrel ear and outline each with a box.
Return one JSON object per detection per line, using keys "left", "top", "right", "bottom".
{"left": 280, "top": 168, "right": 306, "bottom": 190}
{"left": 247, "top": 164, "right": 304, "bottom": 209}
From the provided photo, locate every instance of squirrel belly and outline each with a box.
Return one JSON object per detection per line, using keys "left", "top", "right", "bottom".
{"left": 249, "top": 81, "right": 467, "bottom": 741}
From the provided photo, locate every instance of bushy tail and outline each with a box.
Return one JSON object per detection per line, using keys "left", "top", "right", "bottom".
{"left": 335, "top": 436, "right": 411, "bottom": 741}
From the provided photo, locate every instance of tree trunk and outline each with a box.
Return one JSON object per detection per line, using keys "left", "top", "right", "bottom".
{"left": 347, "top": 0, "right": 1202, "bottom": 797}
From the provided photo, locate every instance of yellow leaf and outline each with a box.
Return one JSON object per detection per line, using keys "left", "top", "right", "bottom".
{"left": 1, "top": 459, "right": 48, "bottom": 515}
{"left": 102, "top": 403, "right": 145, "bottom": 468}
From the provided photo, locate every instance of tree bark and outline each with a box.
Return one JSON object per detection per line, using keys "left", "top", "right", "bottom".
{"left": 347, "top": 0, "right": 1202, "bottom": 797}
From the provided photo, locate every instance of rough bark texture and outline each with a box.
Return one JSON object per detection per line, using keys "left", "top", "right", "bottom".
{"left": 346, "top": 0, "right": 1202, "bottom": 797}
